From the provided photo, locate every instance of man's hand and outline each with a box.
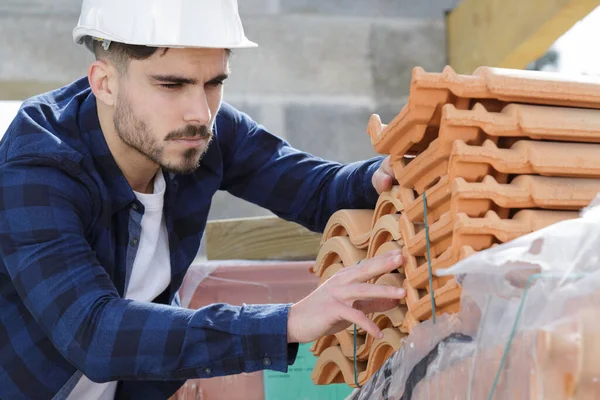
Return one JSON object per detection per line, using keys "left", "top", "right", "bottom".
{"left": 287, "top": 251, "right": 405, "bottom": 343}
{"left": 372, "top": 156, "right": 396, "bottom": 194}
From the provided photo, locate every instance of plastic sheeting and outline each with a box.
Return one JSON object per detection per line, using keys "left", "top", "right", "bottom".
{"left": 348, "top": 195, "right": 600, "bottom": 399}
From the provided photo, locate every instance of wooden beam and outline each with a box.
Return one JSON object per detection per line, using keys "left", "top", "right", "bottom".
{"left": 447, "top": 0, "right": 598, "bottom": 74}
{"left": 205, "top": 216, "right": 322, "bottom": 261}
{"left": 0, "top": 80, "right": 68, "bottom": 101}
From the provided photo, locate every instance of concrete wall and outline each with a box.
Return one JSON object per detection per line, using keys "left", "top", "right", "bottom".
{"left": 0, "top": 0, "right": 458, "bottom": 219}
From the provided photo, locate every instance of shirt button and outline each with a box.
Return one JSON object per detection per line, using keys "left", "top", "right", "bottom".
{"left": 262, "top": 357, "right": 271, "bottom": 367}
{"left": 130, "top": 238, "right": 139, "bottom": 247}
{"left": 204, "top": 367, "right": 212, "bottom": 375}
{"left": 131, "top": 203, "right": 139, "bottom": 211}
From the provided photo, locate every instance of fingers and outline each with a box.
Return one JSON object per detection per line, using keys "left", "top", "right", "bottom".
{"left": 340, "top": 306, "right": 383, "bottom": 339}
{"left": 341, "top": 283, "right": 406, "bottom": 303}
{"left": 382, "top": 156, "right": 394, "bottom": 176}
{"left": 353, "top": 298, "right": 399, "bottom": 315}
{"left": 346, "top": 251, "right": 403, "bottom": 284}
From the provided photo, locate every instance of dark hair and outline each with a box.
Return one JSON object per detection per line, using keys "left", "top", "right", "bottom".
{"left": 84, "top": 36, "right": 168, "bottom": 72}
{"left": 84, "top": 36, "right": 231, "bottom": 73}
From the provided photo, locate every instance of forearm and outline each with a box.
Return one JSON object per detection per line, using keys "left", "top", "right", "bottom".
{"left": 293, "top": 156, "right": 384, "bottom": 232}
{"left": 52, "top": 299, "right": 296, "bottom": 382}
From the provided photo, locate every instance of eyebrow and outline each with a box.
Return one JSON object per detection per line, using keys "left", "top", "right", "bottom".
{"left": 150, "top": 73, "right": 229, "bottom": 85}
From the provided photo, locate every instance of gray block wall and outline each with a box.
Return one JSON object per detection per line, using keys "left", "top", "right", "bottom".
{"left": 0, "top": 0, "right": 457, "bottom": 220}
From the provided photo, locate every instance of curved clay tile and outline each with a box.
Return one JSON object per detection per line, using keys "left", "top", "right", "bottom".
{"left": 409, "top": 278, "right": 462, "bottom": 321}
{"left": 442, "top": 101, "right": 600, "bottom": 145}
{"left": 451, "top": 209, "right": 578, "bottom": 260}
{"left": 402, "top": 211, "right": 453, "bottom": 259}
{"left": 335, "top": 329, "right": 370, "bottom": 362}
{"left": 402, "top": 175, "right": 451, "bottom": 224}
{"left": 396, "top": 138, "right": 453, "bottom": 195}
{"left": 370, "top": 271, "right": 406, "bottom": 293}
{"left": 367, "top": 214, "right": 403, "bottom": 259}
{"left": 367, "top": 114, "right": 387, "bottom": 143}
{"left": 311, "top": 346, "right": 366, "bottom": 388}
{"left": 374, "top": 240, "right": 402, "bottom": 257}
{"left": 318, "top": 263, "right": 343, "bottom": 285}
{"left": 406, "top": 246, "right": 471, "bottom": 289}
{"left": 358, "top": 328, "right": 406, "bottom": 383}
{"left": 372, "top": 65, "right": 600, "bottom": 159}
{"left": 373, "top": 186, "right": 405, "bottom": 223}
{"left": 371, "top": 304, "right": 407, "bottom": 329}
{"left": 321, "top": 209, "right": 374, "bottom": 249}
{"left": 450, "top": 139, "right": 600, "bottom": 179}
{"left": 310, "top": 335, "right": 339, "bottom": 356}
{"left": 400, "top": 310, "right": 419, "bottom": 334}
{"left": 312, "top": 236, "right": 367, "bottom": 277}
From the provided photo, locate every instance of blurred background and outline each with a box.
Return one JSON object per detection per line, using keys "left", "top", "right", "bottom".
{"left": 0, "top": 0, "right": 599, "bottom": 221}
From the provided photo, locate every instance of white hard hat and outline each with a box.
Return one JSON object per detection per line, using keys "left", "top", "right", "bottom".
{"left": 73, "top": 0, "right": 257, "bottom": 49}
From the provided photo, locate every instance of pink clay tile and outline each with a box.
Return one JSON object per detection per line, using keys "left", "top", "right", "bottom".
{"left": 311, "top": 346, "right": 366, "bottom": 388}
{"left": 318, "top": 263, "right": 343, "bottom": 285}
{"left": 366, "top": 214, "right": 403, "bottom": 259}
{"left": 321, "top": 209, "right": 374, "bottom": 249}
{"left": 310, "top": 335, "right": 340, "bottom": 357}
{"left": 312, "top": 236, "right": 367, "bottom": 277}
{"left": 358, "top": 328, "right": 406, "bottom": 384}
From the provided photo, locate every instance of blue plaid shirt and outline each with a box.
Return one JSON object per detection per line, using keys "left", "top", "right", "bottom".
{"left": 0, "top": 78, "right": 382, "bottom": 399}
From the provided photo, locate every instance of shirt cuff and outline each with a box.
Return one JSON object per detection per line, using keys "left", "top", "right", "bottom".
{"left": 239, "top": 303, "right": 299, "bottom": 373}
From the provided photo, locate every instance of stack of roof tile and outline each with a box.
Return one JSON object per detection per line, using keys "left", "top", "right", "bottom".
{"left": 310, "top": 66, "right": 600, "bottom": 388}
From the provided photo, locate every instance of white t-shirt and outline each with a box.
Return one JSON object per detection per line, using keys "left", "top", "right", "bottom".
{"left": 67, "top": 170, "right": 171, "bottom": 399}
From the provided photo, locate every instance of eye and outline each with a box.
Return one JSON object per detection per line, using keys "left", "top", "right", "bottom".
{"left": 160, "top": 83, "right": 182, "bottom": 90}
{"left": 206, "top": 80, "right": 225, "bottom": 89}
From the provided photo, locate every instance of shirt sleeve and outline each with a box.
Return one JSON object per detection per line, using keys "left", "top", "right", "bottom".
{"left": 0, "top": 159, "right": 297, "bottom": 383}
{"left": 218, "top": 105, "right": 384, "bottom": 232}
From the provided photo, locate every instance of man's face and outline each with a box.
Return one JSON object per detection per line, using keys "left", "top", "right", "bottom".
{"left": 113, "top": 48, "right": 229, "bottom": 174}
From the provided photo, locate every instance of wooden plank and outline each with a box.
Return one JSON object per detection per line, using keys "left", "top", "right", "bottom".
{"left": 0, "top": 80, "right": 68, "bottom": 101}
{"left": 205, "top": 216, "right": 322, "bottom": 261}
{"left": 447, "top": 0, "right": 598, "bottom": 74}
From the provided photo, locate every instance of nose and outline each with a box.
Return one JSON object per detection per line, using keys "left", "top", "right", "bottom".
{"left": 183, "top": 88, "right": 211, "bottom": 126}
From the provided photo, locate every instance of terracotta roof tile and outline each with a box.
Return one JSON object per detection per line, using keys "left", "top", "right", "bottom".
{"left": 312, "top": 66, "right": 600, "bottom": 388}
{"left": 373, "top": 185, "right": 405, "bottom": 222}
{"left": 367, "top": 67, "right": 600, "bottom": 158}
{"left": 312, "top": 236, "right": 366, "bottom": 276}
{"left": 311, "top": 346, "right": 366, "bottom": 387}
{"left": 321, "top": 209, "right": 374, "bottom": 249}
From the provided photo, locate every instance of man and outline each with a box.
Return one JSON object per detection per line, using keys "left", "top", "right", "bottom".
{"left": 0, "top": 0, "right": 406, "bottom": 399}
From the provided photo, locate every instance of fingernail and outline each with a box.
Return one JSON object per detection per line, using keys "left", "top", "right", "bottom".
{"left": 394, "top": 255, "right": 402, "bottom": 264}
{"left": 398, "top": 288, "right": 406, "bottom": 296}
{"left": 378, "top": 331, "right": 384, "bottom": 340}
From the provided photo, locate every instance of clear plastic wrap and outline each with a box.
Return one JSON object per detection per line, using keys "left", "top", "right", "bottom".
{"left": 348, "top": 195, "right": 600, "bottom": 399}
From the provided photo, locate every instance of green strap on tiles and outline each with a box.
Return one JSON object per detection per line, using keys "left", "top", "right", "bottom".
{"left": 353, "top": 323, "right": 361, "bottom": 388}
{"left": 353, "top": 259, "right": 361, "bottom": 388}
{"left": 423, "top": 192, "right": 437, "bottom": 324}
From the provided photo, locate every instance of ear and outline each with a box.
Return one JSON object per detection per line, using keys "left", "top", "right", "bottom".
{"left": 88, "top": 60, "right": 118, "bottom": 107}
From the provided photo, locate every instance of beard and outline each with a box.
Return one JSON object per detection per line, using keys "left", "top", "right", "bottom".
{"left": 113, "top": 93, "right": 214, "bottom": 175}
